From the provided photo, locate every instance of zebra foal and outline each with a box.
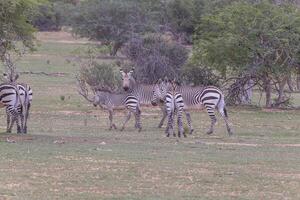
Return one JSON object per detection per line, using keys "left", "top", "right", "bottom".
{"left": 93, "top": 90, "right": 142, "bottom": 132}
{"left": 77, "top": 81, "right": 142, "bottom": 131}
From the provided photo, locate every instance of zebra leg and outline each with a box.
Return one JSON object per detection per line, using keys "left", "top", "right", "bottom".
{"left": 206, "top": 107, "right": 217, "bottom": 135}
{"left": 108, "top": 110, "right": 117, "bottom": 130}
{"left": 6, "top": 110, "right": 11, "bottom": 133}
{"left": 218, "top": 106, "right": 233, "bottom": 136}
{"left": 178, "top": 112, "right": 186, "bottom": 138}
{"left": 134, "top": 108, "right": 142, "bottom": 132}
{"left": 185, "top": 111, "right": 194, "bottom": 134}
{"left": 165, "top": 112, "right": 173, "bottom": 137}
{"left": 121, "top": 111, "right": 132, "bottom": 131}
{"left": 158, "top": 106, "right": 167, "bottom": 128}
{"left": 19, "top": 113, "right": 25, "bottom": 134}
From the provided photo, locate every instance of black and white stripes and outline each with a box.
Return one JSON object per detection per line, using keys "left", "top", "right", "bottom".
{"left": 165, "top": 86, "right": 186, "bottom": 137}
{"left": 0, "top": 83, "right": 23, "bottom": 133}
{"left": 155, "top": 80, "right": 232, "bottom": 136}
{"left": 93, "top": 90, "right": 142, "bottom": 131}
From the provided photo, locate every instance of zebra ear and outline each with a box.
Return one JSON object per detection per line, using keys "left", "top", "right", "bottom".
{"left": 120, "top": 70, "right": 125, "bottom": 76}
{"left": 157, "top": 78, "right": 162, "bottom": 84}
{"left": 128, "top": 69, "right": 134, "bottom": 76}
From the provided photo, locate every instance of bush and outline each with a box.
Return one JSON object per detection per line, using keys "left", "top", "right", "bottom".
{"left": 182, "top": 63, "right": 220, "bottom": 86}
{"left": 30, "top": 1, "right": 74, "bottom": 31}
{"left": 123, "top": 35, "right": 188, "bottom": 84}
{"left": 78, "top": 61, "right": 121, "bottom": 92}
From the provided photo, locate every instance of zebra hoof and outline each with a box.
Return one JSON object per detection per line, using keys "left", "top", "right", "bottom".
{"left": 189, "top": 129, "right": 194, "bottom": 135}
{"left": 206, "top": 130, "right": 213, "bottom": 135}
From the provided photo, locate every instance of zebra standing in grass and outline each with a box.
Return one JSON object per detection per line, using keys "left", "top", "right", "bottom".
{"left": 156, "top": 80, "right": 232, "bottom": 135}
{"left": 120, "top": 69, "right": 169, "bottom": 128}
{"left": 78, "top": 82, "right": 142, "bottom": 131}
{"left": 163, "top": 81, "right": 186, "bottom": 137}
{"left": 3, "top": 74, "right": 33, "bottom": 133}
{"left": 0, "top": 83, "right": 23, "bottom": 133}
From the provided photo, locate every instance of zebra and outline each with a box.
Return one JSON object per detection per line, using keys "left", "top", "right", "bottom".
{"left": 0, "top": 83, "right": 23, "bottom": 133}
{"left": 120, "top": 69, "right": 168, "bottom": 128}
{"left": 13, "top": 83, "right": 32, "bottom": 133}
{"left": 164, "top": 81, "right": 186, "bottom": 138}
{"left": 3, "top": 73, "right": 33, "bottom": 133}
{"left": 156, "top": 79, "right": 232, "bottom": 136}
{"left": 93, "top": 90, "right": 142, "bottom": 131}
{"left": 77, "top": 83, "right": 142, "bottom": 131}
{"left": 151, "top": 79, "right": 194, "bottom": 134}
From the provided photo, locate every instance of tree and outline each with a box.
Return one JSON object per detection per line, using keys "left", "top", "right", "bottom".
{"left": 70, "top": 0, "right": 157, "bottom": 56}
{"left": 0, "top": 0, "right": 39, "bottom": 57}
{"left": 0, "top": 0, "right": 40, "bottom": 80}
{"left": 30, "top": 0, "right": 75, "bottom": 31}
{"left": 123, "top": 35, "right": 188, "bottom": 84}
{"left": 193, "top": 1, "right": 300, "bottom": 107}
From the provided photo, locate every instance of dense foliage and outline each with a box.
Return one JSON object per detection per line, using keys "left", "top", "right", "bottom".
{"left": 123, "top": 35, "right": 188, "bottom": 84}
{"left": 30, "top": 0, "right": 75, "bottom": 31}
{"left": 0, "top": 0, "right": 39, "bottom": 57}
{"left": 193, "top": 1, "right": 300, "bottom": 106}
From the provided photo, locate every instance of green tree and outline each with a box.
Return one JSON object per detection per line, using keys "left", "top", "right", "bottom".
{"left": 123, "top": 35, "right": 188, "bottom": 84}
{"left": 70, "top": 0, "right": 157, "bottom": 56}
{"left": 0, "top": 0, "right": 39, "bottom": 57}
{"left": 193, "top": 1, "right": 300, "bottom": 107}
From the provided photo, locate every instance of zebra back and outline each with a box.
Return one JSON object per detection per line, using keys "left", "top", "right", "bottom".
{"left": 0, "top": 83, "right": 19, "bottom": 109}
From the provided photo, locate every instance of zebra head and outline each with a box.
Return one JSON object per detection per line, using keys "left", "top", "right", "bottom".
{"left": 151, "top": 79, "right": 167, "bottom": 106}
{"left": 120, "top": 69, "right": 134, "bottom": 91}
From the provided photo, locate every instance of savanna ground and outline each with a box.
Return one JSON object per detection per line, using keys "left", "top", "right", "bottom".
{"left": 0, "top": 32, "right": 300, "bottom": 200}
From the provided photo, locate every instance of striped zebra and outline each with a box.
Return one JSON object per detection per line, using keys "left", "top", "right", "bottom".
{"left": 3, "top": 74, "right": 33, "bottom": 133}
{"left": 120, "top": 69, "right": 168, "bottom": 128}
{"left": 14, "top": 83, "right": 33, "bottom": 133}
{"left": 93, "top": 90, "right": 142, "bottom": 131}
{"left": 164, "top": 81, "right": 186, "bottom": 138}
{"left": 0, "top": 83, "right": 23, "bottom": 133}
{"left": 151, "top": 79, "right": 194, "bottom": 134}
{"left": 77, "top": 82, "right": 142, "bottom": 131}
{"left": 156, "top": 80, "right": 232, "bottom": 135}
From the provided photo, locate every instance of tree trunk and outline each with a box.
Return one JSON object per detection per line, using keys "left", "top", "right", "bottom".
{"left": 241, "top": 79, "right": 254, "bottom": 104}
{"left": 297, "top": 67, "right": 300, "bottom": 91}
{"left": 110, "top": 41, "right": 123, "bottom": 56}
{"left": 276, "top": 77, "right": 286, "bottom": 107}
{"left": 286, "top": 74, "right": 294, "bottom": 92}
{"left": 263, "top": 76, "right": 272, "bottom": 108}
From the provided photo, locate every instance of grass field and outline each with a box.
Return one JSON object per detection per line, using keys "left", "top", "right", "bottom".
{"left": 0, "top": 32, "right": 300, "bottom": 200}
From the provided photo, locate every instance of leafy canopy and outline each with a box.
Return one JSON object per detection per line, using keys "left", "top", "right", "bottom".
{"left": 193, "top": 1, "right": 300, "bottom": 76}
{"left": 0, "top": 0, "right": 40, "bottom": 56}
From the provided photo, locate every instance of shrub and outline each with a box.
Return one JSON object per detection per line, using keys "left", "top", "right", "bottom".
{"left": 123, "top": 35, "right": 188, "bottom": 84}
{"left": 182, "top": 63, "right": 220, "bottom": 86}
